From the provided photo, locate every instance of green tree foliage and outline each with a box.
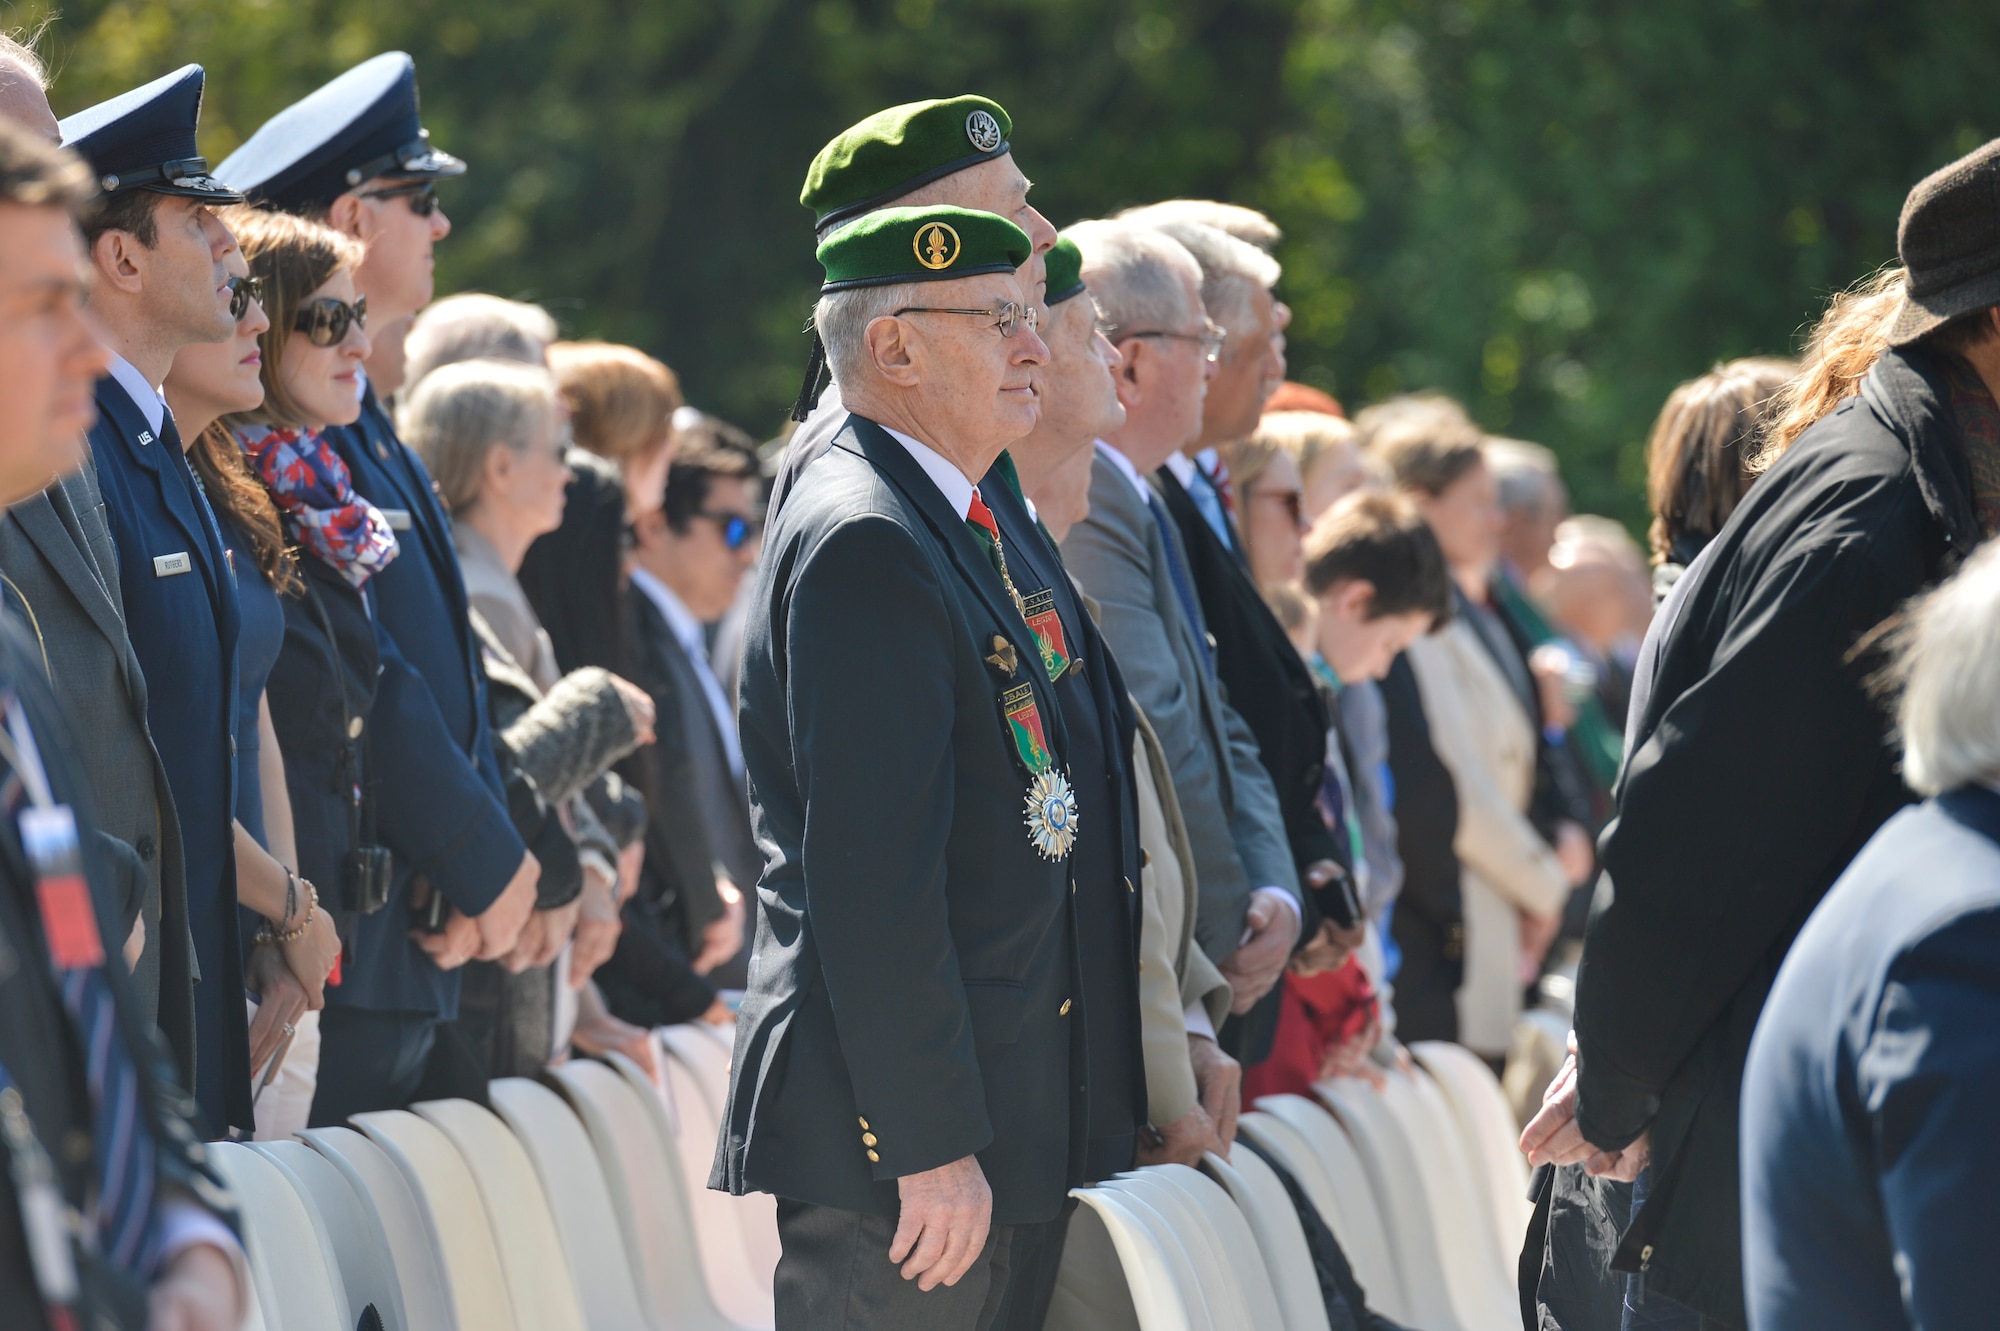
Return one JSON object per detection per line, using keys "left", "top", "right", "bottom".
{"left": 19, "top": 0, "right": 2000, "bottom": 519}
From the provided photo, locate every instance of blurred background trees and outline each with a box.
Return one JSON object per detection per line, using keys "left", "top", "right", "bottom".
{"left": 18, "top": 0, "right": 2000, "bottom": 521}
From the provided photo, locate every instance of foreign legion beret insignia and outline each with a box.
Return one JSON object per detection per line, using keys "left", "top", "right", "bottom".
{"left": 915, "top": 221, "right": 962, "bottom": 270}
{"left": 965, "top": 109, "right": 1004, "bottom": 154}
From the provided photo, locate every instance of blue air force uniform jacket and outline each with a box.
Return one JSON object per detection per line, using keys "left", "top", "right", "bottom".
{"left": 323, "top": 386, "right": 524, "bottom": 1017}
{"left": 85, "top": 376, "right": 249, "bottom": 1133}
{"left": 712, "top": 416, "right": 1088, "bottom": 1226}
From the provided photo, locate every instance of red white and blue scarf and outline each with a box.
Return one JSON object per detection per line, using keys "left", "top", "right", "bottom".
{"left": 235, "top": 423, "right": 400, "bottom": 587}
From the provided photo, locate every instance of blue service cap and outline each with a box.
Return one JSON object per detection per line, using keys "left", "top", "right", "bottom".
{"left": 217, "top": 52, "right": 465, "bottom": 212}
{"left": 58, "top": 64, "right": 243, "bottom": 203}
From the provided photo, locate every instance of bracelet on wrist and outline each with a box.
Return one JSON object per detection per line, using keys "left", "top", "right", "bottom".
{"left": 256, "top": 877, "right": 318, "bottom": 945}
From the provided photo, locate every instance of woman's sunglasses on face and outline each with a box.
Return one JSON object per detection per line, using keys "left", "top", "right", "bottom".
{"left": 294, "top": 295, "right": 368, "bottom": 347}
{"left": 356, "top": 180, "right": 441, "bottom": 217}
{"left": 225, "top": 274, "right": 263, "bottom": 321}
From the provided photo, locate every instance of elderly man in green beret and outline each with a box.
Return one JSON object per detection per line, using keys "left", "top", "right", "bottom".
{"left": 713, "top": 205, "right": 1087, "bottom": 1328}
{"left": 770, "top": 94, "right": 1057, "bottom": 517}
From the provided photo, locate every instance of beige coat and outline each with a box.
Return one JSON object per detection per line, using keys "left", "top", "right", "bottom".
{"left": 1406, "top": 620, "right": 1568, "bottom": 1056}
{"left": 1132, "top": 705, "right": 1235, "bottom": 1124}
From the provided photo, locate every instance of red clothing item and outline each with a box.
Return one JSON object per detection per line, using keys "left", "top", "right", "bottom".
{"left": 1242, "top": 958, "right": 1378, "bottom": 1100}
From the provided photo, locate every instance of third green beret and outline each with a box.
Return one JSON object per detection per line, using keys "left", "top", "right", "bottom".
{"left": 800, "top": 94, "right": 1012, "bottom": 236}
{"left": 1044, "top": 235, "right": 1086, "bottom": 305}
{"left": 816, "top": 205, "right": 1031, "bottom": 292}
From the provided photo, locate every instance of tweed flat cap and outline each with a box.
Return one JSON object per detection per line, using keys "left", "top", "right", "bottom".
{"left": 1889, "top": 136, "right": 2000, "bottom": 347}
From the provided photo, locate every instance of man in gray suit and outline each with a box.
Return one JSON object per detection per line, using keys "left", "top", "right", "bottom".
{"left": 1057, "top": 219, "right": 1303, "bottom": 1041}
{"left": 0, "top": 33, "right": 194, "bottom": 1083}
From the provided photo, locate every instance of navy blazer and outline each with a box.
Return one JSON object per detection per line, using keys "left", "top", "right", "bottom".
{"left": 713, "top": 416, "right": 1086, "bottom": 1226}
{"left": 323, "top": 387, "right": 524, "bottom": 1017}
{"left": 1742, "top": 786, "right": 2000, "bottom": 1331}
{"left": 86, "top": 376, "right": 250, "bottom": 1133}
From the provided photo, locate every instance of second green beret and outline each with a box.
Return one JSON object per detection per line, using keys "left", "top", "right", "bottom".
{"left": 1044, "top": 235, "right": 1086, "bottom": 305}
{"left": 817, "top": 205, "right": 1031, "bottom": 292}
{"left": 801, "top": 94, "right": 1012, "bottom": 236}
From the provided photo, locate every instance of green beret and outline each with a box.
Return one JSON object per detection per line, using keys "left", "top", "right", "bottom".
{"left": 1044, "top": 236, "right": 1086, "bottom": 305}
{"left": 801, "top": 94, "right": 1012, "bottom": 236}
{"left": 817, "top": 206, "right": 1031, "bottom": 293}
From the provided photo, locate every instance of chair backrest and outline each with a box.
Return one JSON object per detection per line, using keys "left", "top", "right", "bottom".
{"left": 412, "top": 1099, "right": 590, "bottom": 1331}
{"left": 253, "top": 1141, "right": 406, "bottom": 1331}
{"left": 210, "top": 1141, "right": 346, "bottom": 1331}
{"left": 656, "top": 1021, "right": 735, "bottom": 1117}
{"left": 1412, "top": 1040, "right": 1534, "bottom": 1244}
{"left": 1102, "top": 1173, "right": 1238, "bottom": 1329}
{"left": 1142, "top": 1164, "right": 1288, "bottom": 1330}
{"left": 1241, "top": 1101, "right": 1412, "bottom": 1325}
{"left": 1198, "top": 1150, "right": 1331, "bottom": 1331}
{"left": 301, "top": 1127, "right": 455, "bottom": 1331}
{"left": 538, "top": 1061, "right": 737, "bottom": 1331}
{"left": 1069, "top": 1187, "right": 1199, "bottom": 1331}
{"left": 1307, "top": 1082, "right": 1466, "bottom": 1331}
{"left": 351, "top": 1110, "right": 517, "bottom": 1331}
{"left": 658, "top": 1036, "right": 779, "bottom": 1328}
{"left": 486, "top": 1071, "right": 660, "bottom": 1327}
{"left": 1042, "top": 1188, "right": 1142, "bottom": 1331}
{"left": 1374, "top": 1069, "right": 1517, "bottom": 1330}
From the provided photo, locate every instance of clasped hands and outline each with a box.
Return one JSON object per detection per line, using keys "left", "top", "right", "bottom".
{"left": 1518, "top": 1034, "right": 1650, "bottom": 1183}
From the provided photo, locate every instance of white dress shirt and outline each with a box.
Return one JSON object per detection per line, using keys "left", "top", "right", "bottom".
{"left": 883, "top": 426, "right": 977, "bottom": 519}
{"left": 105, "top": 353, "right": 168, "bottom": 437}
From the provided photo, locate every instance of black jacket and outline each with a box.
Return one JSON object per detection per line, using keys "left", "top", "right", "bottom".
{"left": 1379, "top": 651, "right": 1463, "bottom": 1042}
{"left": 518, "top": 450, "right": 631, "bottom": 678}
{"left": 712, "top": 416, "right": 1084, "bottom": 1226}
{"left": 1574, "top": 345, "right": 1982, "bottom": 1324}
{"left": 1155, "top": 468, "right": 1343, "bottom": 897}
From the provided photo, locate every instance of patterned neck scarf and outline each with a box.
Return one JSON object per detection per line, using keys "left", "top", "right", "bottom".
{"left": 235, "top": 423, "right": 400, "bottom": 587}
{"left": 1940, "top": 355, "right": 2000, "bottom": 539}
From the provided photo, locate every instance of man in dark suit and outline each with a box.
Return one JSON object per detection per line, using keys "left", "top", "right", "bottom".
{"left": 0, "top": 46, "right": 195, "bottom": 1088}
{"left": 714, "top": 206, "right": 1084, "bottom": 1329}
{"left": 59, "top": 66, "right": 255, "bottom": 1135}
{"left": 217, "top": 53, "right": 540, "bottom": 1121}
{"left": 600, "top": 437, "right": 762, "bottom": 1024}
{"left": 0, "top": 112, "right": 243, "bottom": 1331}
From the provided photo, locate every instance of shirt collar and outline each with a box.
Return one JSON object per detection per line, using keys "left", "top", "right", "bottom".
{"left": 1162, "top": 450, "right": 1198, "bottom": 487}
{"left": 1095, "top": 439, "right": 1153, "bottom": 503}
{"left": 105, "top": 353, "right": 167, "bottom": 437}
{"left": 629, "top": 565, "right": 705, "bottom": 655}
{"left": 882, "top": 425, "right": 976, "bottom": 521}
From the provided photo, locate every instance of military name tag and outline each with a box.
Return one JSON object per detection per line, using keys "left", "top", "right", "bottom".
{"left": 380, "top": 508, "right": 413, "bottom": 531}
{"left": 152, "top": 552, "right": 191, "bottom": 577}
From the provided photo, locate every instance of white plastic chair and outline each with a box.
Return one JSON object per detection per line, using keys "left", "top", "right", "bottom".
{"left": 1102, "top": 1171, "right": 1246, "bottom": 1329}
{"left": 1042, "top": 1189, "right": 1143, "bottom": 1331}
{"left": 352, "top": 1109, "right": 518, "bottom": 1331}
{"left": 1199, "top": 1149, "right": 1331, "bottom": 1331}
{"left": 656, "top": 1020, "right": 735, "bottom": 1115}
{"left": 1414, "top": 1040, "right": 1535, "bottom": 1244}
{"left": 488, "top": 1071, "right": 660, "bottom": 1327}
{"left": 1058, "top": 1186, "right": 1200, "bottom": 1331}
{"left": 657, "top": 1033, "right": 780, "bottom": 1326}
{"left": 1309, "top": 1081, "right": 1469, "bottom": 1331}
{"left": 1136, "top": 1163, "right": 1287, "bottom": 1330}
{"left": 1242, "top": 1100, "right": 1413, "bottom": 1325}
{"left": 539, "top": 1060, "right": 750, "bottom": 1330}
{"left": 1372, "top": 1069, "right": 1518, "bottom": 1331}
{"left": 413, "top": 1098, "right": 590, "bottom": 1331}
{"left": 302, "top": 1127, "right": 454, "bottom": 1331}
{"left": 253, "top": 1140, "right": 407, "bottom": 1331}
{"left": 210, "top": 1141, "right": 345, "bottom": 1331}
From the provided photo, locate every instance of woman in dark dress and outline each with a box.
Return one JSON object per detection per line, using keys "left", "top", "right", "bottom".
{"left": 171, "top": 210, "right": 395, "bottom": 1138}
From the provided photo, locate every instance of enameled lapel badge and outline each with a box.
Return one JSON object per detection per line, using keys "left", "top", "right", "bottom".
{"left": 1002, "top": 682, "right": 1077, "bottom": 861}
{"left": 1019, "top": 588, "right": 1072, "bottom": 683}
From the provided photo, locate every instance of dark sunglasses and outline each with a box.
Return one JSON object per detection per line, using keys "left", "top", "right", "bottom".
{"left": 294, "top": 295, "right": 367, "bottom": 347}
{"left": 224, "top": 274, "right": 264, "bottom": 321}
{"left": 357, "top": 180, "right": 440, "bottom": 217}
{"left": 696, "top": 510, "right": 759, "bottom": 551}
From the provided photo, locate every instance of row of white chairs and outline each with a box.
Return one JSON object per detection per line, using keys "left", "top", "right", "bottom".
{"left": 1046, "top": 1040, "right": 1532, "bottom": 1331}
{"left": 213, "top": 1021, "right": 779, "bottom": 1331}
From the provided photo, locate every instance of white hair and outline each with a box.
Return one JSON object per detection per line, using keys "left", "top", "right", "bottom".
{"left": 0, "top": 26, "right": 50, "bottom": 90}
{"left": 1117, "top": 199, "right": 1282, "bottom": 253}
{"left": 1485, "top": 437, "right": 1566, "bottom": 517}
{"left": 398, "top": 358, "right": 561, "bottom": 514}
{"left": 1065, "top": 219, "right": 1203, "bottom": 339}
{"left": 1895, "top": 540, "right": 2000, "bottom": 796}
{"left": 813, "top": 282, "right": 922, "bottom": 388}
{"left": 404, "top": 293, "right": 558, "bottom": 391}
{"left": 1132, "top": 218, "right": 1280, "bottom": 343}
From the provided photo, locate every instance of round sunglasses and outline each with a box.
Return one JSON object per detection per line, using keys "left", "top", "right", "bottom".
{"left": 294, "top": 294, "right": 367, "bottom": 347}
